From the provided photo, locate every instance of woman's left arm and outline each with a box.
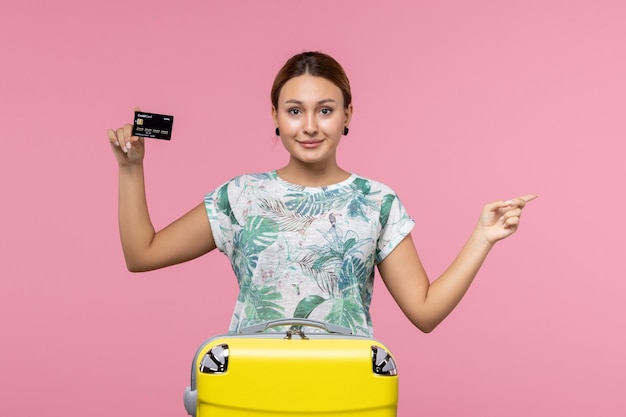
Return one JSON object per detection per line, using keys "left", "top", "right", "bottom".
{"left": 377, "top": 194, "right": 537, "bottom": 333}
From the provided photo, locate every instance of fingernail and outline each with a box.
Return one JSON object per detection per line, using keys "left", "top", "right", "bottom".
{"left": 115, "top": 141, "right": 120, "bottom": 146}
{"left": 126, "top": 142, "right": 132, "bottom": 150}
{"left": 505, "top": 200, "right": 514, "bottom": 205}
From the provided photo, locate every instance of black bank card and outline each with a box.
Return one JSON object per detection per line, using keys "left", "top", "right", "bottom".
{"left": 132, "top": 111, "right": 174, "bottom": 140}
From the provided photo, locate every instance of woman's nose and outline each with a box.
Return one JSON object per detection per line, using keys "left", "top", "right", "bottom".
{"left": 303, "top": 114, "right": 318, "bottom": 135}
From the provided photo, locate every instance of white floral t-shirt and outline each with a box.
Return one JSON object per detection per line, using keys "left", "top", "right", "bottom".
{"left": 204, "top": 171, "right": 414, "bottom": 336}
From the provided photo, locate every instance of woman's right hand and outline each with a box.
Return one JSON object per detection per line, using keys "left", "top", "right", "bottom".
{"left": 107, "top": 108, "right": 145, "bottom": 166}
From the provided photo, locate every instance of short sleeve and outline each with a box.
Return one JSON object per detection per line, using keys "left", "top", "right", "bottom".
{"left": 375, "top": 193, "right": 415, "bottom": 263}
{"left": 204, "top": 181, "right": 233, "bottom": 255}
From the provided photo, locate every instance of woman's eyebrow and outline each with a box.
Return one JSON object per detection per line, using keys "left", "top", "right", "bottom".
{"left": 284, "top": 98, "right": 337, "bottom": 105}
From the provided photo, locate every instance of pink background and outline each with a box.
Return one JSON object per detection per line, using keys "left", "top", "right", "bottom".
{"left": 1, "top": 1, "right": 625, "bottom": 416}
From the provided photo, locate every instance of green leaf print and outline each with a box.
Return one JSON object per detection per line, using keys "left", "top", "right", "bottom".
{"left": 232, "top": 249, "right": 258, "bottom": 303}
{"left": 284, "top": 189, "right": 342, "bottom": 216}
{"left": 216, "top": 183, "right": 239, "bottom": 226}
{"left": 232, "top": 216, "right": 278, "bottom": 303}
{"left": 299, "top": 226, "right": 370, "bottom": 297}
{"left": 343, "top": 237, "right": 357, "bottom": 253}
{"left": 379, "top": 194, "right": 396, "bottom": 229}
{"left": 352, "top": 177, "right": 371, "bottom": 195}
{"left": 293, "top": 295, "right": 327, "bottom": 319}
{"left": 243, "top": 284, "right": 285, "bottom": 323}
{"left": 297, "top": 253, "right": 339, "bottom": 296}
{"left": 347, "top": 198, "right": 366, "bottom": 219}
{"left": 324, "top": 295, "right": 365, "bottom": 333}
{"left": 241, "top": 215, "right": 279, "bottom": 254}
{"left": 319, "top": 229, "right": 368, "bottom": 264}
{"left": 337, "top": 257, "right": 368, "bottom": 293}
{"left": 312, "top": 253, "right": 337, "bottom": 271}
{"left": 257, "top": 198, "right": 316, "bottom": 232}
{"left": 346, "top": 181, "right": 380, "bottom": 220}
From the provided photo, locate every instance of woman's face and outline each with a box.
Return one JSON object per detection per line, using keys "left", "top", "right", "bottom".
{"left": 272, "top": 74, "right": 352, "bottom": 168}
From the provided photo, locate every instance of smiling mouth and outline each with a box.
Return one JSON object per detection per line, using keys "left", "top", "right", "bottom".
{"left": 298, "top": 140, "right": 323, "bottom": 148}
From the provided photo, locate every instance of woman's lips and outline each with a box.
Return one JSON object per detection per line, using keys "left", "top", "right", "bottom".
{"left": 298, "top": 140, "right": 323, "bottom": 149}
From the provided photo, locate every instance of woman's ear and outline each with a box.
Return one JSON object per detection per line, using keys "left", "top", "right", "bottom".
{"left": 272, "top": 106, "right": 278, "bottom": 127}
{"left": 344, "top": 103, "right": 353, "bottom": 127}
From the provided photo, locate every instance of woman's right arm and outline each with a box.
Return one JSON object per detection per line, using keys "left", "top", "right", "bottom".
{"left": 107, "top": 115, "right": 216, "bottom": 272}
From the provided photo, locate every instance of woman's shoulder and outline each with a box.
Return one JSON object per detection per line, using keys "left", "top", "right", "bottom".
{"left": 350, "top": 172, "right": 401, "bottom": 197}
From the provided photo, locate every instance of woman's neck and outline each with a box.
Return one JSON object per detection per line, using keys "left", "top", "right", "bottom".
{"left": 277, "top": 161, "right": 350, "bottom": 187}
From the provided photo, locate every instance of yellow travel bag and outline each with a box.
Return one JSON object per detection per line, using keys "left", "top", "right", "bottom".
{"left": 184, "top": 319, "right": 399, "bottom": 416}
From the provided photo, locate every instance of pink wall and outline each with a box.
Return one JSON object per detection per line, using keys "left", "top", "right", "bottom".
{"left": 1, "top": 1, "right": 625, "bottom": 416}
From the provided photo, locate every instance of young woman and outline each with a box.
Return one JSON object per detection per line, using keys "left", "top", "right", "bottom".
{"left": 107, "top": 51, "right": 536, "bottom": 336}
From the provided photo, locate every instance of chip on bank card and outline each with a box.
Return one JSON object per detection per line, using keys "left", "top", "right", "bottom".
{"left": 132, "top": 111, "right": 174, "bottom": 140}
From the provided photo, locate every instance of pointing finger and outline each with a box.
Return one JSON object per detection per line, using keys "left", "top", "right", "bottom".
{"left": 520, "top": 194, "right": 538, "bottom": 204}
{"left": 505, "top": 194, "right": 538, "bottom": 208}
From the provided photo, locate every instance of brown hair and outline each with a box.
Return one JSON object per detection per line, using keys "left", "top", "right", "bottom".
{"left": 271, "top": 51, "right": 352, "bottom": 109}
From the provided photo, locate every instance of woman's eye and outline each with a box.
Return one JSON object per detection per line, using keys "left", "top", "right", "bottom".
{"left": 288, "top": 108, "right": 301, "bottom": 115}
{"left": 320, "top": 108, "right": 333, "bottom": 115}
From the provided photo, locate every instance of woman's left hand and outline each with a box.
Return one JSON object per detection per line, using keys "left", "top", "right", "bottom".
{"left": 478, "top": 194, "right": 538, "bottom": 245}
